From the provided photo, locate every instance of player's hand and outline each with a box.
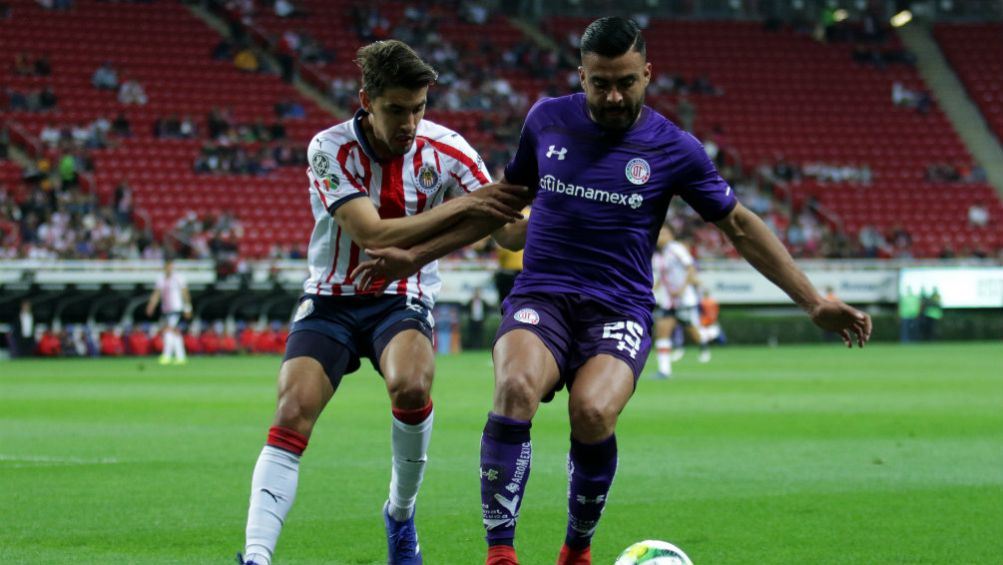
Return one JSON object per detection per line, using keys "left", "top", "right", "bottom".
{"left": 145, "top": 305, "right": 154, "bottom": 317}
{"left": 462, "top": 182, "right": 530, "bottom": 223}
{"left": 183, "top": 310, "right": 193, "bottom": 320}
{"left": 351, "top": 247, "right": 419, "bottom": 295}
{"left": 809, "top": 299, "right": 872, "bottom": 348}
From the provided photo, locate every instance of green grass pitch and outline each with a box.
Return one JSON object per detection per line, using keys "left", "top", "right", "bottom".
{"left": 1, "top": 343, "right": 1001, "bottom": 564}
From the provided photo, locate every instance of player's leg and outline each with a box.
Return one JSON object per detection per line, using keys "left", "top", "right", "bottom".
{"left": 174, "top": 327, "right": 188, "bottom": 364}
{"left": 378, "top": 329, "right": 435, "bottom": 523}
{"left": 242, "top": 332, "right": 349, "bottom": 565}
{"left": 557, "top": 355, "right": 635, "bottom": 565}
{"left": 682, "top": 311, "right": 710, "bottom": 363}
{"left": 654, "top": 315, "right": 675, "bottom": 378}
{"left": 483, "top": 329, "right": 562, "bottom": 565}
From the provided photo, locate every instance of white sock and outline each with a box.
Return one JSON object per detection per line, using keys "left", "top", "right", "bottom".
{"left": 388, "top": 409, "right": 433, "bottom": 521}
{"left": 174, "top": 331, "right": 186, "bottom": 360}
{"left": 162, "top": 332, "right": 176, "bottom": 359}
{"left": 245, "top": 445, "right": 301, "bottom": 565}
{"left": 656, "top": 338, "right": 672, "bottom": 375}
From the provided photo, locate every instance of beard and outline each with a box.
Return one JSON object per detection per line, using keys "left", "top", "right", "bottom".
{"left": 588, "top": 100, "right": 643, "bottom": 132}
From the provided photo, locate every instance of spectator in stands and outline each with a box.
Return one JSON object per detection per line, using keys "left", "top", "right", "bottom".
{"left": 112, "top": 112, "right": 131, "bottom": 137}
{"left": 858, "top": 224, "right": 888, "bottom": 258}
{"left": 38, "top": 84, "right": 57, "bottom": 111}
{"left": 92, "top": 62, "right": 119, "bottom": 90}
{"left": 39, "top": 121, "right": 61, "bottom": 148}
{"left": 675, "top": 95, "right": 695, "bottom": 132}
{"left": 117, "top": 77, "right": 148, "bottom": 105}
{"left": 13, "top": 51, "right": 34, "bottom": 75}
{"left": 234, "top": 46, "right": 260, "bottom": 73}
{"left": 114, "top": 179, "right": 133, "bottom": 225}
{"left": 273, "top": 0, "right": 301, "bottom": 17}
{"left": 968, "top": 201, "right": 989, "bottom": 227}
{"left": 34, "top": 52, "right": 52, "bottom": 76}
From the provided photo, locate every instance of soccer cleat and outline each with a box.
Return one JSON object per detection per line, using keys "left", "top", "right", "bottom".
{"left": 172, "top": 358, "right": 188, "bottom": 365}
{"left": 384, "top": 501, "right": 422, "bottom": 564}
{"left": 486, "top": 544, "right": 519, "bottom": 565}
{"left": 556, "top": 544, "right": 591, "bottom": 565}
{"left": 235, "top": 553, "right": 263, "bottom": 565}
{"left": 158, "top": 355, "right": 171, "bottom": 365}
{"left": 670, "top": 349, "right": 685, "bottom": 362}
{"left": 698, "top": 349, "right": 711, "bottom": 363}
{"left": 651, "top": 371, "right": 671, "bottom": 380}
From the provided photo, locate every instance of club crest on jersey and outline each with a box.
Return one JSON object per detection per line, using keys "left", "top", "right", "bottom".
{"left": 414, "top": 164, "right": 441, "bottom": 195}
{"left": 293, "top": 299, "right": 315, "bottom": 322}
{"left": 625, "top": 158, "right": 651, "bottom": 185}
{"left": 513, "top": 308, "right": 540, "bottom": 325}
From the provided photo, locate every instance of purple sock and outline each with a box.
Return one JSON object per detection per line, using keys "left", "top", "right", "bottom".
{"left": 565, "top": 434, "right": 617, "bottom": 550}
{"left": 480, "top": 412, "right": 532, "bottom": 547}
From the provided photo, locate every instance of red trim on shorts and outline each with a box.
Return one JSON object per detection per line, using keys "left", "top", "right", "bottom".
{"left": 267, "top": 425, "right": 309, "bottom": 455}
{"left": 392, "top": 399, "right": 433, "bottom": 425}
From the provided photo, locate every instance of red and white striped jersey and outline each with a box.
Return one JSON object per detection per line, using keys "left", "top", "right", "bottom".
{"left": 652, "top": 241, "right": 698, "bottom": 309}
{"left": 303, "top": 110, "right": 491, "bottom": 306}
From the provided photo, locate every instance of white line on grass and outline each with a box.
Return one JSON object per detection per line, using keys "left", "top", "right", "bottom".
{"left": 0, "top": 454, "right": 122, "bottom": 467}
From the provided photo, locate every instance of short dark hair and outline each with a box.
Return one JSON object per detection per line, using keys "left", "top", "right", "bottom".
{"left": 580, "top": 17, "right": 646, "bottom": 60}
{"left": 355, "top": 40, "right": 438, "bottom": 99}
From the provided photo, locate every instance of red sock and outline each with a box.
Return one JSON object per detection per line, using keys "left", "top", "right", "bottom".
{"left": 266, "top": 425, "right": 308, "bottom": 456}
{"left": 556, "top": 544, "right": 591, "bottom": 565}
{"left": 486, "top": 544, "right": 519, "bottom": 565}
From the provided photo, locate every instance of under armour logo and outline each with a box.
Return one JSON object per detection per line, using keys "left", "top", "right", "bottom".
{"left": 546, "top": 145, "right": 567, "bottom": 160}
{"left": 575, "top": 494, "right": 606, "bottom": 505}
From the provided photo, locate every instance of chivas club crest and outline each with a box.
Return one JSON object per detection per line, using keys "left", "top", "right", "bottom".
{"left": 414, "top": 164, "right": 441, "bottom": 195}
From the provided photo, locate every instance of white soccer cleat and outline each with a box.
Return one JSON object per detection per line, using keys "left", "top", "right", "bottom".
{"left": 698, "top": 350, "right": 711, "bottom": 363}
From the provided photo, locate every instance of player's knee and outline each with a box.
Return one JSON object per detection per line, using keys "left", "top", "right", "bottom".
{"left": 273, "top": 394, "right": 320, "bottom": 437}
{"left": 495, "top": 370, "right": 540, "bottom": 412}
{"left": 569, "top": 401, "right": 616, "bottom": 440}
{"left": 385, "top": 368, "right": 432, "bottom": 409}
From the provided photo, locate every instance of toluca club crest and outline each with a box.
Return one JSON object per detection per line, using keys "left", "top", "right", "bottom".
{"left": 625, "top": 158, "right": 651, "bottom": 185}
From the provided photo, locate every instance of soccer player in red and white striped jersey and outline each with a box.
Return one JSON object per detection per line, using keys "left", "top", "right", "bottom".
{"left": 239, "top": 40, "right": 528, "bottom": 565}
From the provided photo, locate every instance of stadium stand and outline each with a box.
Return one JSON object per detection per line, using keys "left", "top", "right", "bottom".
{"left": 544, "top": 16, "right": 1003, "bottom": 258}
{"left": 0, "top": 0, "right": 331, "bottom": 258}
{"left": 933, "top": 23, "right": 1003, "bottom": 144}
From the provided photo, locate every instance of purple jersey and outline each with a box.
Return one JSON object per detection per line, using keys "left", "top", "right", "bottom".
{"left": 504, "top": 93, "right": 737, "bottom": 325}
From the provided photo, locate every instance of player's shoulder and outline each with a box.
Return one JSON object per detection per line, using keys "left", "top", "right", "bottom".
{"left": 525, "top": 93, "right": 578, "bottom": 124}
{"left": 416, "top": 118, "right": 469, "bottom": 144}
{"left": 309, "top": 118, "right": 357, "bottom": 151}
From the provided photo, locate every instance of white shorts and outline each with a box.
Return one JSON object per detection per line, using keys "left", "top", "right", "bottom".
{"left": 164, "top": 313, "right": 182, "bottom": 329}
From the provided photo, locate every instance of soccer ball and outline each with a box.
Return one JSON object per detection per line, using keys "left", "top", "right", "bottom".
{"left": 614, "top": 540, "right": 694, "bottom": 565}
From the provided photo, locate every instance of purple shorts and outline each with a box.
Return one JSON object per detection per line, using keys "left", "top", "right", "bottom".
{"left": 495, "top": 292, "right": 653, "bottom": 399}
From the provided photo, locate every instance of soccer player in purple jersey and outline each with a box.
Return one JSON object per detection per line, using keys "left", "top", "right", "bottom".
{"left": 352, "top": 17, "right": 871, "bottom": 565}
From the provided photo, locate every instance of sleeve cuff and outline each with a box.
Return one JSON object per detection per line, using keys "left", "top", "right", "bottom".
{"left": 327, "top": 191, "right": 368, "bottom": 216}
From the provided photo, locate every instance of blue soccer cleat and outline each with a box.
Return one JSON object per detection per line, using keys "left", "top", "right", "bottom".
{"left": 383, "top": 501, "right": 422, "bottom": 564}
{"left": 235, "top": 552, "right": 263, "bottom": 565}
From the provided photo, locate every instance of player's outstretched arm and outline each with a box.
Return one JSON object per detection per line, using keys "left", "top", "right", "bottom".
{"left": 334, "top": 182, "right": 528, "bottom": 250}
{"left": 351, "top": 214, "right": 518, "bottom": 293}
{"left": 714, "top": 203, "right": 872, "bottom": 347}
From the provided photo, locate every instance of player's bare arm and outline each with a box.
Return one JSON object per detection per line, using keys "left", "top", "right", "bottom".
{"left": 352, "top": 177, "right": 533, "bottom": 291}
{"left": 714, "top": 202, "right": 872, "bottom": 347}
{"left": 145, "top": 288, "right": 161, "bottom": 317}
{"left": 334, "top": 182, "right": 527, "bottom": 250}
{"left": 181, "top": 287, "right": 193, "bottom": 320}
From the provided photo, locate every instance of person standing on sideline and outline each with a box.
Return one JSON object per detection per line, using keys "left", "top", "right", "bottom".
{"left": 468, "top": 287, "right": 487, "bottom": 349}
{"left": 236, "top": 40, "right": 527, "bottom": 565}
{"left": 145, "top": 259, "right": 192, "bottom": 365}
{"left": 899, "top": 286, "right": 920, "bottom": 342}
{"left": 349, "top": 17, "right": 871, "bottom": 564}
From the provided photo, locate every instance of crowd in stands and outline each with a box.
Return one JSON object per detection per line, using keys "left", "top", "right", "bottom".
{"left": 16, "top": 319, "right": 289, "bottom": 358}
